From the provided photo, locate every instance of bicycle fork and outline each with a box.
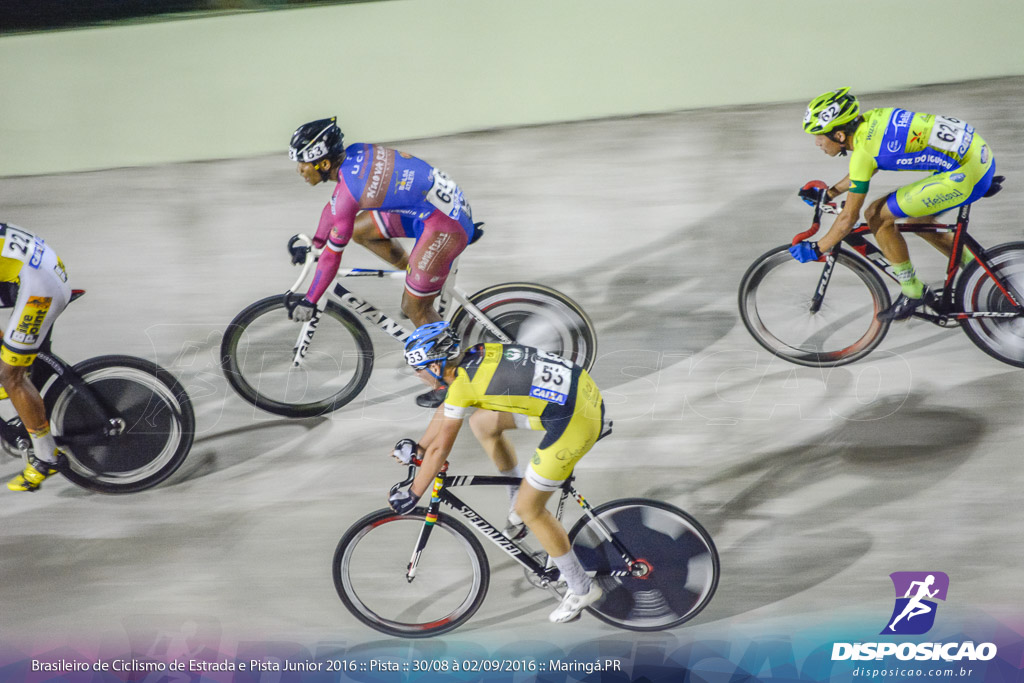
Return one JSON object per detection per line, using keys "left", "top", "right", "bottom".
{"left": 291, "top": 310, "right": 321, "bottom": 367}
{"left": 405, "top": 472, "right": 446, "bottom": 582}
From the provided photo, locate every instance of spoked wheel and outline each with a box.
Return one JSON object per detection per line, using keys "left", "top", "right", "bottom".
{"left": 44, "top": 355, "right": 195, "bottom": 494}
{"left": 956, "top": 242, "right": 1024, "bottom": 368}
{"left": 450, "top": 283, "right": 597, "bottom": 371}
{"left": 739, "top": 245, "right": 892, "bottom": 366}
{"left": 333, "top": 508, "right": 490, "bottom": 638}
{"left": 220, "top": 295, "right": 374, "bottom": 417}
{"left": 568, "top": 499, "right": 719, "bottom": 631}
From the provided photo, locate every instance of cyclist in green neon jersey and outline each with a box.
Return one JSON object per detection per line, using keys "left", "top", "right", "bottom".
{"left": 791, "top": 88, "right": 996, "bottom": 321}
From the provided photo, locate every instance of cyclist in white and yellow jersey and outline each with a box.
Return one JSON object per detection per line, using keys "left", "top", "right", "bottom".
{"left": 790, "top": 88, "right": 997, "bottom": 321}
{"left": 0, "top": 223, "right": 73, "bottom": 491}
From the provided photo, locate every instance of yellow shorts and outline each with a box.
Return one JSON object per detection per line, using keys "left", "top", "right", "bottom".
{"left": 524, "top": 370, "right": 605, "bottom": 492}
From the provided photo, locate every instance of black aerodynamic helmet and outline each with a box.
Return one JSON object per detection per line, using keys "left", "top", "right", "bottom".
{"left": 288, "top": 117, "right": 345, "bottom": 163}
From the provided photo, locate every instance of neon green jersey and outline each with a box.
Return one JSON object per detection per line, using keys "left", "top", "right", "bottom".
{"left": 848, "top": 107, "right": 979, "bottom": 194}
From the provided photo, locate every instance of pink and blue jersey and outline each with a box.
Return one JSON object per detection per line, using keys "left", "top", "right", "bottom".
{"left": 307, "top": 144, "right": 477, "bottom": 301}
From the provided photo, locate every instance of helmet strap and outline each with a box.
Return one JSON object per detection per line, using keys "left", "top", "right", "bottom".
{"left": 425, "top": 359, "right": 448, "bottom": 387}
{"left": 314, "top": 159, "right": 333, "bottom": 182}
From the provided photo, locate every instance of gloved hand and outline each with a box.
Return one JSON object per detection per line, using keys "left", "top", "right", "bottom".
{"left": 789, "top": 241, "right": 823, "bottom": 263}
{"left": 288, "top": 234, "right": 311, "bottom": 265}
{"left": 388, "top": 488, "right": 421, "bottom": 514}
{"left": 285, "top": 295, "right": 316, "bottom": 322}
{"left": 392, "top": 438, "right": 419, "bottom": 464}
{"left": 798, "top": 180, "right": 829, "bottom": 207}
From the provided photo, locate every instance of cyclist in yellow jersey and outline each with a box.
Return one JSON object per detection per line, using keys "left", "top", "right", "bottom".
{"left": 0, "top": 223, "right": 73, "bottom": 491}
{"left": 790, "top": 88, "right": 997, "bottom": 321}
{"left": 389, "top": 322, "right": 611, "bottom": 623}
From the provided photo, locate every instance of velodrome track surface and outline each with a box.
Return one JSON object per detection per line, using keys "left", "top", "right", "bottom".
{"left": 1, "top": 78, "right": 1022, "bottom": 658}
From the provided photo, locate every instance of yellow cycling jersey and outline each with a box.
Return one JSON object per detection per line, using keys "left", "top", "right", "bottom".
{"left": 849, "top": 108, "right": 986, "bottom": 194}
{"left": 442, "top": 343, "right": 583, "bottom": 420}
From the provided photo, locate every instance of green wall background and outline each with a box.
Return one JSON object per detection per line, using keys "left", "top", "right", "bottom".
{"left": 2, "top": 0, "right": 1022, "bottom": 176}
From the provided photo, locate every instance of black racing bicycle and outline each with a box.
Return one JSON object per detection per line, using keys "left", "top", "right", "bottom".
{"left": 738, "top": 176, "right": 1024, "bottom": 366}
{"left": 1, "top": 289, "right": 195, "bottom": 493}
{"left": 332, "top": 457, "right": 719, "bottom": 637}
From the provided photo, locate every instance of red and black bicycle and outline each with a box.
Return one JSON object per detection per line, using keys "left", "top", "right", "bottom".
{"left": 738, "top": 176, "right": 1024, "bottom": 367}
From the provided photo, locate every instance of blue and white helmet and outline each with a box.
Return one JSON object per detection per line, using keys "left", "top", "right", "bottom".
{"left": 404, "top": 322, "right": 461, "bottom": 379}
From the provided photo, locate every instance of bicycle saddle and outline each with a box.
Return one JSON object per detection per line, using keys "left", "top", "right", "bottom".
{"left": 983, "top": 175, "right": 1005, "bottom": 198}
{"left": 470, "top": 221, "right": 485, "bottom": 245}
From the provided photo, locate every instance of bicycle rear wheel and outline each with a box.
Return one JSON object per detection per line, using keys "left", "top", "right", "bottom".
{"left": 739, "top": 245, "right": 891, "bottom": 366}
{"left": 220, "top": 296, "right": 373, "bottom": 417}
{"left": 568, "top": 499, "right": 719, "bottom": 631}
{"left": 449, "top": 283, "right": 597, "bottom": 371}
{"left": 333, "top": 507, "right": 490, "bottom": 638}
{"left": 956, "top": 241, "right": 1024, "bottom": 368}
{"left": 44, "top": 355, "right": 195, "bottom": 494}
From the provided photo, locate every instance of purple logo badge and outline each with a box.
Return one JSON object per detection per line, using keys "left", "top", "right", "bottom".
{"left": 881, "top": 571, "right": 949, "bottom": 635}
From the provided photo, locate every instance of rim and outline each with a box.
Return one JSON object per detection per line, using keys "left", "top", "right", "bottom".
{"left": 51, "top": 367, "right": 183, "bottom": 484}
{"left": 338, "top": 515, "right": 485, "bottom": 635}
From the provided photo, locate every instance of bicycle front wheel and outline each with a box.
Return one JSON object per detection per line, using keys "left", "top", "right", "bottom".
{"left": 333, "top": 507, "right": 490, "bottom": 638}
{"left": 220, "top": 296, "right": 374, "bottom": 417}
{"left": 44, "top": 355, "right": 196, "bottom": 494}
{"left": 568, "top": 499, "right": 719, "bottom": 631}
{"left": 739, "top": 245, "right": 891, "bottom": 366}
{"left": 450, "top": 283, "right": 597, "bottom": 371}
{"left": 956, "top": 241, "right": 1024, "bottom": 368}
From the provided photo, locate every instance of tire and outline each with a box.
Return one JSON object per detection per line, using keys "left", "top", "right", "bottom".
{"left": 450, "top": 283, "right": 597, "bottom": 371}
{"left": 956, "top": 241, "right": 1024, "bottom": 368}
{"left": 333, "top": 507, "right": 490, "bottom": 638}
{"left": 738, "top": 245, "right": 892, "bottom": 367}
{"left": 568, "top": 499, "right": 719, "bottom": 631}
{"left": 43, "top": 355, "right": 195, "bottom": 494}
{"left": 220, "top": 295, "right": 374, "bottom": 418}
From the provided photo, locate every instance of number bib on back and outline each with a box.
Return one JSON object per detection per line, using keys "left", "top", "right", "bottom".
{"left": 928, "top": 115, "right": 973, "bottom": 158}
{"left": 530, "top": 350, "right": 572, "bottom": 405}
{"left": 0, "top": 223, "right": 44, "bottom": 268}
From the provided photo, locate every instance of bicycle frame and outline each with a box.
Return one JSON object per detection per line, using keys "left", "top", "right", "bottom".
{"left": 0, "top": 341, "right": 126, "bottom": 459}
{"left": 285, "top": 234, "right": 514, "bottom": 367}
{"left": 799, "top": 199, "right": 1024, "bottom": 324}
{"left": 393, "top": 461, "right": 647, "bottom": 587}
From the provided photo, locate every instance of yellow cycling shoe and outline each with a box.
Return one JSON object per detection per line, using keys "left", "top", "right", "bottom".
{"left": 7, "top": 455, "right": 62, "bottom": 492}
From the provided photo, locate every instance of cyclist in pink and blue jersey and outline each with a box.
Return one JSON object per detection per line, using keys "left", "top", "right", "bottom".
{"left": 286, "top": 117, "right": 477, "bottom": 328}
{"left": 791, "top": 88, "right": 996, "bottom": 321}
{"left": 287, "top": 118, "right": 479, "bottom": 406}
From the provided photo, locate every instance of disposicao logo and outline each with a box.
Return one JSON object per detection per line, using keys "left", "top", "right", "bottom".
{"left": 831, "top": 572, "right": 997, "bottom": 662}
{"left": 882, "top": 571, "right": 948, "bottom": 635}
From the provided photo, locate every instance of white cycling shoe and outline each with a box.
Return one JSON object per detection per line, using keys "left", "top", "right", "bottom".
{"left": 548, "top": 583, "right": 603, "bottom": 623}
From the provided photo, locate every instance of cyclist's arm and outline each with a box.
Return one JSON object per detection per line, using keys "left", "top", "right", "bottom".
{"left": 410, "top": 411, "right": 463, "bottom": 497}
{"left": 816, "top": 191, "right": 866, "bottom": 253}
{"left": 827, "top": 174, "right": 852, "bottom": 200}
{"left": 304, "top": 193, "right": 359, "bottom": 303}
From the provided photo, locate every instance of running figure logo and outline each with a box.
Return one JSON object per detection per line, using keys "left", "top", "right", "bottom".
{"left": 881, "top": 571, "right": 949, "bottom": 635}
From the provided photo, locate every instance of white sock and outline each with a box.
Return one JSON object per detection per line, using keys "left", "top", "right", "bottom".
{"left": 499, "top": 467, "right": 521, "bottom": 509}
{"left": 551, "top": 552, "right": 591, "bottom": 595}
{"left": 28, "top": 425, "right": 59, "bottom": 464}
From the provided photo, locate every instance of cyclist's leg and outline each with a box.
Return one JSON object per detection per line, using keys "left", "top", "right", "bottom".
{"left": 351, "top": 210, "right": 411, "bottom": 269}
{"left": 468, "top": 409, "right": 522, "bottom": 472}
{"left": 401, "top": 211, "right": 470, "bottom": 326}
{"left": 893, "top": 157, "right": 995, "bottom": 270}
{"left": 516, "top": 372, "right": 604, "bottom": 552}
{"left": 4, "top": 250, "right": 72, "bottom": 491}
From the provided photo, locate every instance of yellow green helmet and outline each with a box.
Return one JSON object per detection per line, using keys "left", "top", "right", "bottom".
{"left": 803, "top": 88, "right": 860, "bottom": 135}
